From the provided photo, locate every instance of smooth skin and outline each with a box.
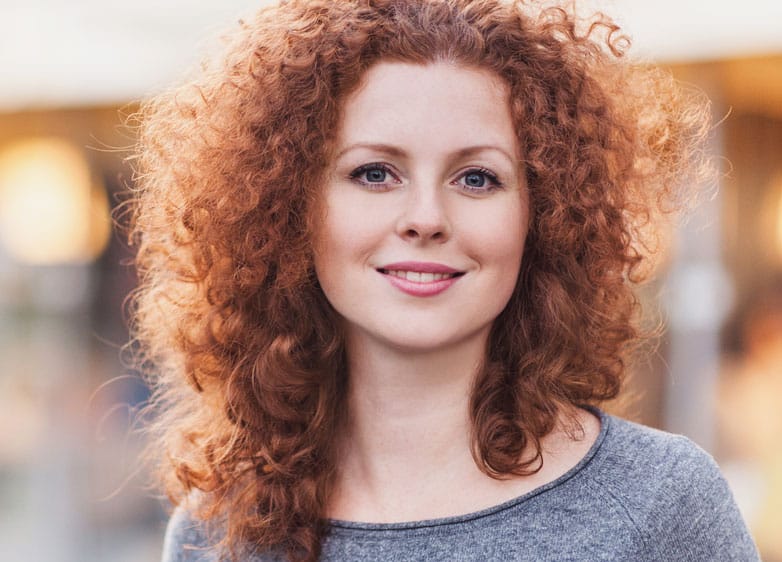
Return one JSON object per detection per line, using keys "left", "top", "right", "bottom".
{"left": 315, "top": 61, "right": 600, "bottom": 523}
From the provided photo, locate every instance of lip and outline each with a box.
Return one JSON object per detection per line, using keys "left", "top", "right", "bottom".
{"left": 376, "top": 261, "right": 465, "bottom": 297}
{"left": 378, "top": 261, "right": 462, "bottom": 274}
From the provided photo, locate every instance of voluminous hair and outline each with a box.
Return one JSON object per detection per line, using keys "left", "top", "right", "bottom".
{"left": 129, "top": 0, "right": 711, "bottom": 560}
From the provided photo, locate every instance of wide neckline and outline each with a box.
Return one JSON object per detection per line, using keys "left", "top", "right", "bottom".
{"left": 328, "top": 406, "right": 611, "bottom": 532}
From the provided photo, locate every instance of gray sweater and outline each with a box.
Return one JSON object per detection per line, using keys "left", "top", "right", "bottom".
{"left": 162, "top": 410, "right": 760, "bottom": 561}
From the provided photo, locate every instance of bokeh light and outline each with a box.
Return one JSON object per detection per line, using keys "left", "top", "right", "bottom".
{"left": 0, "top": 138, "right": 110, "bottom": 265}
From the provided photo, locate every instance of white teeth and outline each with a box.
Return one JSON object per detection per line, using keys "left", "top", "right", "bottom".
{"left": 385, "top": 270, "right": 456, "bottom": 282}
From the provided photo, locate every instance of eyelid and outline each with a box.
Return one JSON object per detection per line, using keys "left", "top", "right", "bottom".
{"left": 347, "top": 162, "right": 505, "bottom": 193}
{"left": 452, "top": 167, "right": 504, "bottom": 193}
{"left": 348, "top": 162, "right": 403, "bottom": 188}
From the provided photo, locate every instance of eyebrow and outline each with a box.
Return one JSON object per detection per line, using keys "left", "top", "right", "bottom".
{"left": 334, "top": 143, "right": 518, "bottom": 165}
{"left": 335, "top": 143, "right": 406, "bottom": 161}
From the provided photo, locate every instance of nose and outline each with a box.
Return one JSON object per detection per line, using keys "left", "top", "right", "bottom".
{"left": 396, "top": 183, "right": 452, "bottom": 243}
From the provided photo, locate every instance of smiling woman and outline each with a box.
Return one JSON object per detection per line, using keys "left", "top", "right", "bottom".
{"left": 129, "top": 1, "right": 758, "bottom": 561}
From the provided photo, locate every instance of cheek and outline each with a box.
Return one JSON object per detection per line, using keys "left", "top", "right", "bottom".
{"left": 320, "top": 183, "right": 400, "bottom": 248}
{"left": 465, "top": 199, "right": 528, "bottom": 315}
{"left": 492, "top": 232, "right": 526, "bottom": 297}
{"left": 312, "top": 192, "right": 379, "bottom": 293}
{"left": 484, "top": 217, "right": 527, "bottom": 315}
{"left": 316, "top": 203, "right": 374, "bottom": 265}
{"left": 313, "top": 216, "right": 346, "bottom": 289}
{"left": 469, "top": 198, "right": 528, "bottom": 270}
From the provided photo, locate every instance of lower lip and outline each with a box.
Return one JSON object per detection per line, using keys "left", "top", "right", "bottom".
{"left": 380, "top": 272, "right": 462, "bottom": 297}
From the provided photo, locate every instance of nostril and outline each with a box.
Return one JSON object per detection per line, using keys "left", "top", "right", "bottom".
{"left": 403, "top": 228, "right": 446, "bottom": 240}
{"left": 398, "top": 216, "right": 450, "bottom": 241}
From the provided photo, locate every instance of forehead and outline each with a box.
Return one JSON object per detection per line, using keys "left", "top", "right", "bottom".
{"left": 335, "top": 61, "right": 519, "bottom": 157}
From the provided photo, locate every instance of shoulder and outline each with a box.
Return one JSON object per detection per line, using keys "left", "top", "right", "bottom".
{"left": 592, "top": 415, "right": 727, "bottom": 516}
{"left": 160, "top": 501, "right": 281, "bottom": 562}
{"left": 161, "top": 504, "right": 219, "bottom": 562}
{"left": 597, "top": 414, "right": 719, "bottom": 483}
{"left": 586, "top": 413, "right": 759, "bottom": 560}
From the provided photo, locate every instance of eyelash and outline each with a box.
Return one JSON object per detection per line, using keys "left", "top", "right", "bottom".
{"left": 457, "top": 167, "right": 503, "bottom": 193}
{"left": 348, "top": 163, "right": 504, "bottom": 193}
{"left": 348, "top": 163, "right": 401, "bottom": 191}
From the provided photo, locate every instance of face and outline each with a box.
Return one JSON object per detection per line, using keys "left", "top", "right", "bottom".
{"left": 314, "top": 61, "right": 529, "bottom": 354}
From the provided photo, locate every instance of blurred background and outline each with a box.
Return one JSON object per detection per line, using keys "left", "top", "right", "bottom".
{"left": 0, "top": 0, "right": 780, "bottom": 560}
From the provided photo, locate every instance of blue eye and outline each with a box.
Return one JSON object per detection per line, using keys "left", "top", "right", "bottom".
{"left": 456, "top": 168, "right": 502, "bottom": 193}
{"left": 349, "top": 163, "right": 400, "bottom": 189}
{"left": 464, "top": 172, "right": 486, "bottom": 188}
{"left": 364, "top": 167, "right": 387, "bottom": 182}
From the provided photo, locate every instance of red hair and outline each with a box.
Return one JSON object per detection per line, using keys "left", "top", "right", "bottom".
{"left": 129, "top": 0, "right": 711, "bottom": 560}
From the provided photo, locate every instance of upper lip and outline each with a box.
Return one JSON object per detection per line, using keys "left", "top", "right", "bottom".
{"left": 377, "top": 261, "right": 463, "bottom": 274}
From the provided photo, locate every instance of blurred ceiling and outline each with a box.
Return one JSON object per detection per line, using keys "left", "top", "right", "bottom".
{"left": 0, "top": 0, "right": 781, "bottom": 111}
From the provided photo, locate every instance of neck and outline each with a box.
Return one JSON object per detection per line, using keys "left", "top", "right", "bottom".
{"left": 327, "top": 328, "right": 602, "bottom": 523}
{"left": 331, "top": 329, "right": 488, "bottom": 519}
{"left": 346, "top": 329, "right": 486, "bottom": 420}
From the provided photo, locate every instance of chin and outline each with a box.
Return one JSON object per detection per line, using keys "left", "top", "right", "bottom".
{"left": 371, "top": 327, "right": 490, "bottom": 355}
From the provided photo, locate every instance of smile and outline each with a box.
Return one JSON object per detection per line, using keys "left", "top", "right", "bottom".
{"left": 379, "top": 269, "right": 462, "bottom": 283}
{"left": 376, "top": 264, "right": 465, "bottom": 297}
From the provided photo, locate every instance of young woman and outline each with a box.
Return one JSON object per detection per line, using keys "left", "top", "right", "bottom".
{"left": 130, "top": 0, "right": 759, "bottom": 560}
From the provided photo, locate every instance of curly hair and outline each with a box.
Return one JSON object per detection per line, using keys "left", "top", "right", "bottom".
{"left": 129, "top": 0, "right": 711, "bottom": 560}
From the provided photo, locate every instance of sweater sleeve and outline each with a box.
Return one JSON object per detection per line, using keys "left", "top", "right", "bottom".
{"left": 648, "top": 436, "right": 760, "bottom": 561}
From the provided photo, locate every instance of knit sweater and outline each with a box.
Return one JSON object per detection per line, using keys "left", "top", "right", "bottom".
{"left": 162, "top": 410, "right": 759, "bottom": 561}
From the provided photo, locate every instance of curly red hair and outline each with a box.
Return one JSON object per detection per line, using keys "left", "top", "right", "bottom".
{"left": 129, "top": 0, "right": 711, "bottom": 560}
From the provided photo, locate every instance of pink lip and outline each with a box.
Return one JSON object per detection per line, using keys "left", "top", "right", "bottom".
{"left": 376, "top": 262, "right": 464, "bottom": 297}
{"left": 379, "top": 261, "right": 461, "bottom": 274}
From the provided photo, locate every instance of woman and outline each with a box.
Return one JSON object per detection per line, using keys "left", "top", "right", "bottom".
{"left": 130, "top": 0, "right": 759, "bottom": 560}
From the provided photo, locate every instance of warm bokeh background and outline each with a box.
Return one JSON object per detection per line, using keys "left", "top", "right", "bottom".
{"left": 1, "top": 1, "right": 780, "bottom": 560}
